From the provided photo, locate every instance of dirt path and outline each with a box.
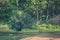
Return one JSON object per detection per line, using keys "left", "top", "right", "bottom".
{"left": 20, "top": 36, "right": 60, "bottom": 40}
{"left": 20, "top": 34, "right": 60, "bottom": 40}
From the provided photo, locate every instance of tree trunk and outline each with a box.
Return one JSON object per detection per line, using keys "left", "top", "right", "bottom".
{"left": 46, "top": 0, "right": 49, "bottom": 23}
{"left": 16, "top": 0, "right": 19, "bottom": 6}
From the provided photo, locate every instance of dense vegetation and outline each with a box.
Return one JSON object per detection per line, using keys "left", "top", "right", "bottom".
{"left": 0, "top": 0, "right": 60, "bottom": 32}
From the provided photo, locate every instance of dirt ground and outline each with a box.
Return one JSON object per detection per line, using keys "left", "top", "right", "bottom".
{"left": 20, "top": 36, "right": 60, "bottom": 40}
{"left": 20, "top": 34, "right": 60, "bottom": 40}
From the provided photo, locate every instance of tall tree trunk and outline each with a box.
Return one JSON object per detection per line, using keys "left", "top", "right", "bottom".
{"left": 46, "top": 0, "right": 49, "bottom": 23}
{"left": 16, "top": 0, "right": 19, "bottom": 6}
{"left": 36, "top": 5, "right": 39, "bottom": 25}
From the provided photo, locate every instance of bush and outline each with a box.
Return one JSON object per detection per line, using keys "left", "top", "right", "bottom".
{"left": 31, "top": 22, "right": 60, "bottom": 32}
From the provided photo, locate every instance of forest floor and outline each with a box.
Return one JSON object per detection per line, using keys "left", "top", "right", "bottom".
{"left": 0, "top": 32, "right": 60, "bottom": 40}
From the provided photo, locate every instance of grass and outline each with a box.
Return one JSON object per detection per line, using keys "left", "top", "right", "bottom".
{"left": 0, "top": 35, "right": 20, "bottom": 40}
{"left": 0, "top": 24, "right": 60, "bottom": 33}
{"left": 0, "top": 31, "right": 44, "bottom": 40}
{"left": 0, "top": 32, "right": 60, "bottom": 40}
{"left": 0, "top": 23, "right": 60, "bottom": 40}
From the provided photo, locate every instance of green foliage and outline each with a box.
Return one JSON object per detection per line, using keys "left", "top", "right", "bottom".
{"left": 32, "top": 23, "right": 60, "bottom": 32}
{"left": 0, "top": 0, "right": 60, "bottom": 32}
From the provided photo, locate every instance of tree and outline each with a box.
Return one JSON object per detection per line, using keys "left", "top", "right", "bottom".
{"left": 0, "top": 0, "right": 60, "bottom": 31}
{"left": 10, "top": 14, "right": 24, "bottom": 31}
